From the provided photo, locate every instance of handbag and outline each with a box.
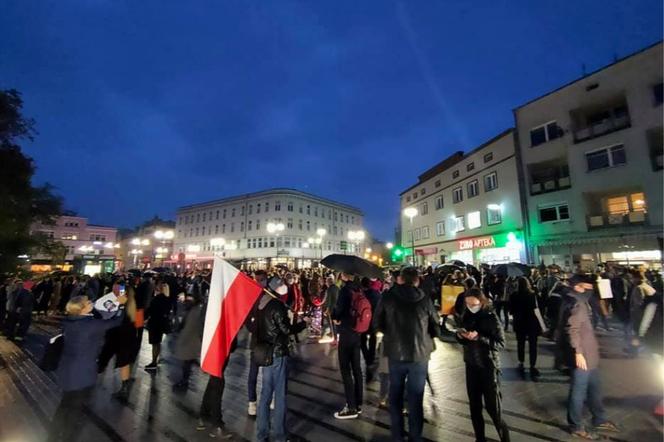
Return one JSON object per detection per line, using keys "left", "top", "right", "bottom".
{"left": 40, "top": 334, "right": 64, "bottom": 371}
{"left": 251, "top": 305, "right": 274, "bottom": 367}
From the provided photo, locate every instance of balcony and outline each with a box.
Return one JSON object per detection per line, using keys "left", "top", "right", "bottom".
{"left": 571, "top": 99, "right": 631, "bottom": 143}
{"left": 528, "top": 159, "right": 571, "bottom": 195}
{"left": 586, "top": 211, "right": 647, "bottom": 229}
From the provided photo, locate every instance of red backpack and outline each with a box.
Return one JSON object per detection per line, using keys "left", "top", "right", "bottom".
{"left": 350, "top": 289, "right": 372, "bottom": 333}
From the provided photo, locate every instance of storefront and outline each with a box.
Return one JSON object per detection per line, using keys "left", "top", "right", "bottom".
{"left": 416, "top": 231, "right": 526, "bottom": 267}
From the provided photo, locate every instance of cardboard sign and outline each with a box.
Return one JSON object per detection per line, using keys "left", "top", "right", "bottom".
{"left": 597, "top": 279, "right": 613, "bottom": 299}
{"left": 441, "top": 284, "right": 465, "bottom": 315}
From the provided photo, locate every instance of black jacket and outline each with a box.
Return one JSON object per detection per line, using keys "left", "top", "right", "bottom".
{"left": 253, "top": 293, "right": 305, "bottom": 358}
{"left": 456, "top": 307, "right": 504, "bottom": 370}
{"left": 332, "top": 281, "right": 360, "bottom": 337}
{"left": 509, "top": 288, "right": 541, "bottom": 335}
{"left": 373, "top": 284, "right": 441, "bottom": 362}
{"left": 146, "top": 293, "right": 172, "bottom": 334}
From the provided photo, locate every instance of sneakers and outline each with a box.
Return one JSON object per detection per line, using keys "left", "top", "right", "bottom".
{"left": 209, "top": 426, "right": 233, "bottom": 439}
{"left": 595, "top": 421, "right": 620, "bottom": 433}
{"left": 248, "top": 401, "right": 257, "bottom": 417}
{"left": 530, "top": 367, "right": 541, "bottom": 378}
{"left": 334, "top": 405, "right": 359, "bottom": 420}
{"left": 145, "top": 362, "right": 158, "bottom": 371}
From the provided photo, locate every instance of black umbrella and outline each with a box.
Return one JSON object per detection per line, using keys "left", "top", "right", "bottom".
{"left": 450, "top": 260, "right": 466, "bottom": 267}
{"left": 320, "top": 254, "right": 383, "bottom": 279}
{"left": 437, "top": 263, "right": 464, "bottom": 274}
{"left": 493, "top": 263, "right": 530, "bottom": 278}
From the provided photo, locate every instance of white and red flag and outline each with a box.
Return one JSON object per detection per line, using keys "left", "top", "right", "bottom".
{"left": 200, "top": 256, "right": 263, "bottom": 377}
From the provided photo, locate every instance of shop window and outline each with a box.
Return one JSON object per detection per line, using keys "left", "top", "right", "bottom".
{"left": 484, "top": 172, "right": 498, "bottom": 191}
{"left": 467, "top": 162, "right": 475, "bottom": 172}
{"left": 421, "top": 202, "right": 428, "bottom": 215}
{"left": 467, "top": 211, "right": 481, "bottom": 229}
{"left": 422, "top": 226, "right": 430, "bottom": 239}
{"left": 467, "top": 180, "right": 479, "bottom": 198}
{"left": 484, "top": 152, "right": 493, "bottom": 163}
{"left": 530, "top": 121, "right": 563, "bottom": 147}
{"left": 435, "top": 196, "right": 444, "bottom": 210}
{"left": 538, "top": 203, "right": 570, "bottom": 223}
{"left": 586, "top": 144, "right": 626, "bottom": 171}
{"left": 436, "top": 221, "right": 445, "bottom": 236}
{"left": 487, "top": 206, "right": 502, "bottom": 225}
{"left": 453, "top": 187, "right": 463, "bottom": 203}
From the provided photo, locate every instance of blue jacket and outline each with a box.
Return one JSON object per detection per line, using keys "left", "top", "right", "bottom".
{"left": 56, "top": 311, "right": 123, "bottom": 391}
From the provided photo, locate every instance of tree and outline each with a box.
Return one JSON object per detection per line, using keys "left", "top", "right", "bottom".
{"left": 0, "top": 89, "right": 62, "bottom": 274}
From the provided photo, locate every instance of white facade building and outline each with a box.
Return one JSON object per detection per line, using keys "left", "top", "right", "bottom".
{"left": 514, "top": 42, "right": 663, "bottom": 269}
{"left": 174, "top": 188, "right": 365, "bottom": 269}
{"left": 399, "top": 129, "right": 527, "bottom": 267}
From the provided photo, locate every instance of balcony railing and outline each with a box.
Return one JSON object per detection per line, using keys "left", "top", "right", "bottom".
{"left": 573, "top": 114, "right": 631, "bottom": 143}
{"left": 530, "top": 176, "right": 572, "bottom": 195}
{"left": 586, "top": 211, "right": 647, "bottom": 229}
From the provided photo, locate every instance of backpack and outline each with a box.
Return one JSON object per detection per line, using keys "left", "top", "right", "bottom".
{"left": 350, "top": 289, "right": 372, "bottom": 333}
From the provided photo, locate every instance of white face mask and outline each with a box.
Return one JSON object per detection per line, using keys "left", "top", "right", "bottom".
{"left": 275, "top": 285, "right": 288, "bottom": 295}
{"left": 467, "top": 305, "right": 481, "bottom": 314}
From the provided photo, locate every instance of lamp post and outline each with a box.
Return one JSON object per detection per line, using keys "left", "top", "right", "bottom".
{"left": 403, "top": 207, "right": 418, "bottom": 265}
{"left": 267, "top": 222, "right": 285, "bottom": 266}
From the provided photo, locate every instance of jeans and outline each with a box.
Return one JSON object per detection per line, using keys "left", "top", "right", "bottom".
{"left": 567, "top": 368, "right": 607, "bottom": 431}
{"left": 248, "top": 357, "right": 259, "bottom": 402}
{"left": 466, "top": 365, "right": 510, "bottom": 442}
{"left": 338, "top": 334, "right": 363, "bottom": 410}
{"left": 256, "top": 356, "right": 288, "bottom": 442}
{"left": 516, "top": 332, "right": 538, "bottom": 368}
{"left": 48, "top": 387, "right": 92, "bottom": 442}
{"left": 388, "top": 360, "right": 428, "bottom": 442}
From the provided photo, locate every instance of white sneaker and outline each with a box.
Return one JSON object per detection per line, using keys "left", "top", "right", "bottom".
{"left": 247, "top": 401, "right": 257, "bottom": 416}
{"left": 270, "top": 398, "right": 275, "bottom": 410}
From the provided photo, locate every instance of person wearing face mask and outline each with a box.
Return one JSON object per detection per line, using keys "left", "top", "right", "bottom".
{"left": 456, "top": 288, "right": 510, "bottom": 442}
{"left": 560, "top": 274, "right": 620, "bottom": 440}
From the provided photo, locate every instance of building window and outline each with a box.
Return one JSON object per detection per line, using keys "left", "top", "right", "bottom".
{"left": 334, "top": 212, "right": 338, "bottom": 221}
{"left": 421, "top": 226, "right": 430, "bottom": 239}
{"left": 414, "top": 228, "right": 421, "bottom": 241}
{"left": 196, "top": 213, "right": 200, "bottom": 223}
{"left": 306, "top": 221, "right": 310, "bottom": 231}
{"left": 287, "top": 202, "right": 293, "bottom": 212}
{"left": 222, "top": 224, "right": 226, "bottom": 233}
{"left": 256, "top": 204, "right": 261, "bottom": 214}
{"left": 287, "top": 218, "right": 293, "bottom": 229}
{"left": 345, "top": 215, "right": 349, "bottom": 223}
{"left": 265, "top": 202, "right": 270, "bottom": 212}
{"left": 654, "top": 82, "right": 663, "bottom": 105}
{"left": 484, "top": 172, "right": 498, "bottom": 192}
{"left": 466, "top": 162, "right": 475, "bottom": 172}
{"left": 454, "top": 216, "right": 465, "bottom": 232}
{"left": 248, "top": 206, "right": 252, "bottom": 215}
{"left": 240, "top": 206, "right": 245, "bottom": 216}
{"left": 421, "top": 202, "right": 428, "bottom": 215}
{"left": 607, "top": 192, "right": 646, "bottom": 215}
{"left": 647, "top": 127, "right": 663, "bottom": 171}
{"left": 195, "top": 227, "right": 199, "bottom": 236}
{"left": 247, "top": 221, "right": 252, "bottom": 231}
{"left": 538, "top": 203, "right": 570, "bottom": 223}
{"left": 467, "top": 211, "right": 481, "bottom": 229}
{"left": 420, "top": 188, "right": 426, "bottom": 196}
{"left": 586, "top": 144, "right": 626, "bottom": 171}
{"left": 333, "top": 226, "right": 337, "bottom": 235}
{"left": 484, "top": 152, "right": 493, "bottom": 163}
{"left": 467, "top": 180, "right": 479, "bottom": 198}
{"left": 530, "top": 121, "right": 563, "bottom": 147}
{"left": 223, "top": 209, "right": 227, "bottom": 218}
{"left": 412, "top": 192, "right": 418, "bottom": 200}
{"left": 299, "top": 205, "right": 303, "bottom": 214}
{"left": 215, "top": 225, "right": 219, "bottom": 234}
{"left": 231, "top": 208, "right": 235, "bottom": 217}
{"left": 314, "top": 207, "right": 319, "bottom": 217}
{"left": 487, "top": 206, "right": 502, "bottom": 225}
{"left": 275, "top": 201, "right": 281, "bottom": 211}
{"left": 298, "top": 219, "right": 302, "bottom": 230}
{"left": 435, "top": 196, "right": 444, "bottom": 210}
{"left": 230, "top": 223, "right": 235, "bottom": 232}
{"left": 436, "top": 221, "right": 445, "bottom": 236}
{"left": 452, "top": 170, "right": 459, "bottom": 179}
{"left": 216, "top": 210, "right": 220, "bottom": 219}
{"left": 453, "top": 187, "right": 463, "bottom": 203}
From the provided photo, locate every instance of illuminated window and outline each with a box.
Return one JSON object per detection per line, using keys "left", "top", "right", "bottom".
{"left": 467, "top": 211, "right": 481, "bottom": 229}
{"left": 436, "top": 221, "right": 445, "bottom": 236}
{"left": 454, "top": 216, "right": 465, "bottom": 232}
{"left": 607, "top": 196, "right": 629, "bottom": 215}
{"left": 487, "top": 206, "right": 502, "bottom": 225}
{"left": 631, "top": 193, "right": 646, "bottom": 212}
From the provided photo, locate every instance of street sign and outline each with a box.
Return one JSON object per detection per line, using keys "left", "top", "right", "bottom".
{"left": 340, "top": 241, "right": 348, "bottom": 251}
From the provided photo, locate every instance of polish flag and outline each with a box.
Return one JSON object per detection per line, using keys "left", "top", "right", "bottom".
{"left": 200, "top": 256, "right": 263, "bottom": 377}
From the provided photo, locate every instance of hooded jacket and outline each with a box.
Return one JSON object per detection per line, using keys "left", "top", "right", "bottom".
{"left": 373, "top": 283, "right": 441, "bottom": 362}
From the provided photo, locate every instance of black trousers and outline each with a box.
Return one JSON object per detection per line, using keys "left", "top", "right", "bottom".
{"left": 494, "top": 302, "right": 509, "bottom": 331}
{"left": 360, "top": 330, "right": 377, "bottom": 367}
{"left": 199, "top": 359, "right": 230, "bottom": 426}
{"left": 338, "top": 334, "right": 363, "bottom": 410}
{"left": 516, "top": 332, "right": 538, "bottom": 368}
{"left": 48, "top": 387, "right": 93, "bottom": 442}
{"left": 466, "top": 366, "right": 510, "bottom": 442}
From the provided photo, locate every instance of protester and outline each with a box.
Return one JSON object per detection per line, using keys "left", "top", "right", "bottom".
{"left": 197, "top": 338, "right": 237, "bottom": 439}
{"left": 457, "top": 288, "right": 510, "bottom": 442}
{"left": 49, "top": 294, "right": 127, "bottom": 442}
{"left": 510, "top": 276, "right": 542, "bottom": 379}
{"left": 320, "top": 275, "right": 339, "bottom": 344}
{"left": 246, "top": 270, "right": 268, "bottom": 417}
{"left": 5, "top": 280, "right": 34, "bottom": 341}
{"left": 173, "top": 290, "right": 206, "bottom": 391}
{"left": 373, "top": 267, "right": 441, "bottom": 442}
{"left": 332, "top": 272, "right": 365, "bottom": 419}
{"left": 253, "top": 276, "right": 306, "bottom": 441}
{"left": 144, "top": 280, "right": 172, "bottom": 371}
{"left": 360, "top": 276, "right": 380, "bottom": 381}
{"left": 559, "top": 274, "right": 620, "bottom": 439}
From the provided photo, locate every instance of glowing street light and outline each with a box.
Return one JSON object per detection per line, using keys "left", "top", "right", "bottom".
{"left": 403, "top": 207, "right": 418, "bottom": 264}
{"left": 141, "top": 239, "right": 150, "bottom": 246}
{"left": 386, "top": 242, "right": 394, "bottom": 250}
{"left": 131, "top": 238, "right": 141, "bottom": 246}
{"left": 266, "top": 222, "right": 285, "bottom": 234}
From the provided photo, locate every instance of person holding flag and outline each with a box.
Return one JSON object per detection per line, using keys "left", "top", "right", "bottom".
{"left": 198, "top": 257, "right": 264, "bottom": 438}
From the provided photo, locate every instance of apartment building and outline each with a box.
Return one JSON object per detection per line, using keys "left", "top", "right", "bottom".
{"left": 514, "top": 41, "right": 663, "bottom": 269}
{"left": 399, "top": 129, "right": 526, "bottom": 266}
{"left": 174, "top": 188, "right": 365, "bottom": 269}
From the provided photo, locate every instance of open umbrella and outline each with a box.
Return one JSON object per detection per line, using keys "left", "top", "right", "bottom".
{"left": 320, "top": 254, "right": 383, "bottom": 279}
{"left": 493, "top": 263, "right": 531, "bottom": 278}
{"left": 437, "top": 263, "right": 464, "bottom": 274}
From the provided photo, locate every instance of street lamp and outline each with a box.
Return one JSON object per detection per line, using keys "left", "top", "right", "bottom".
{"left": 131, "top": 238, "right": 141, "bottom": 246}
{"left": 348, "top": 230, "right": 366, "bottom": 255}
{"left": 267, "top": 222, "right": 285, "bottom": 264}
{"left": 386, "top": 242, "right": 394, "bottom": 250}
{"left": 403, "top": 207, "right": 418, "bottom": 265}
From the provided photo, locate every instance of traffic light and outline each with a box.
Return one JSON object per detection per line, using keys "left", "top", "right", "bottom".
{"left": 391, "top": 246, "right": 405, "bottom": 262}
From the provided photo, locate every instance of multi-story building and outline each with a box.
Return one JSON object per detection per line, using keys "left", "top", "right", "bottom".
{"left": 30, "top": 215, "right": 119, "bottom": 274}
{"left": 514, "top": 41, "right": 663, "bottom": 269}
{"left": 117, "top": 217, "right": 176, "bottom": 269}
{"left": 399, "top": 129, "right": 527, "bottom": 267}
{"left": 173, "top": 188, "right": 365, "bottom": 270}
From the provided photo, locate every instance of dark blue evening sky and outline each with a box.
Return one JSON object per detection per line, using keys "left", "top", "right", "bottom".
{"left": 1, "top": 1, "right": 661, "bottom": 240}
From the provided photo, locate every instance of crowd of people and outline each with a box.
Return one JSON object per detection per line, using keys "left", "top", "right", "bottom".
{"left": 0, "top": 260, "right": 662, "bottom": 441}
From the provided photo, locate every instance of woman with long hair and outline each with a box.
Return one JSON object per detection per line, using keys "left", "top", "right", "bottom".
{"left": 144, "top": 280, "right": 172, "bottom": 371}
{"left": 510, "top": 276, "right": 542, "bottom": 379}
